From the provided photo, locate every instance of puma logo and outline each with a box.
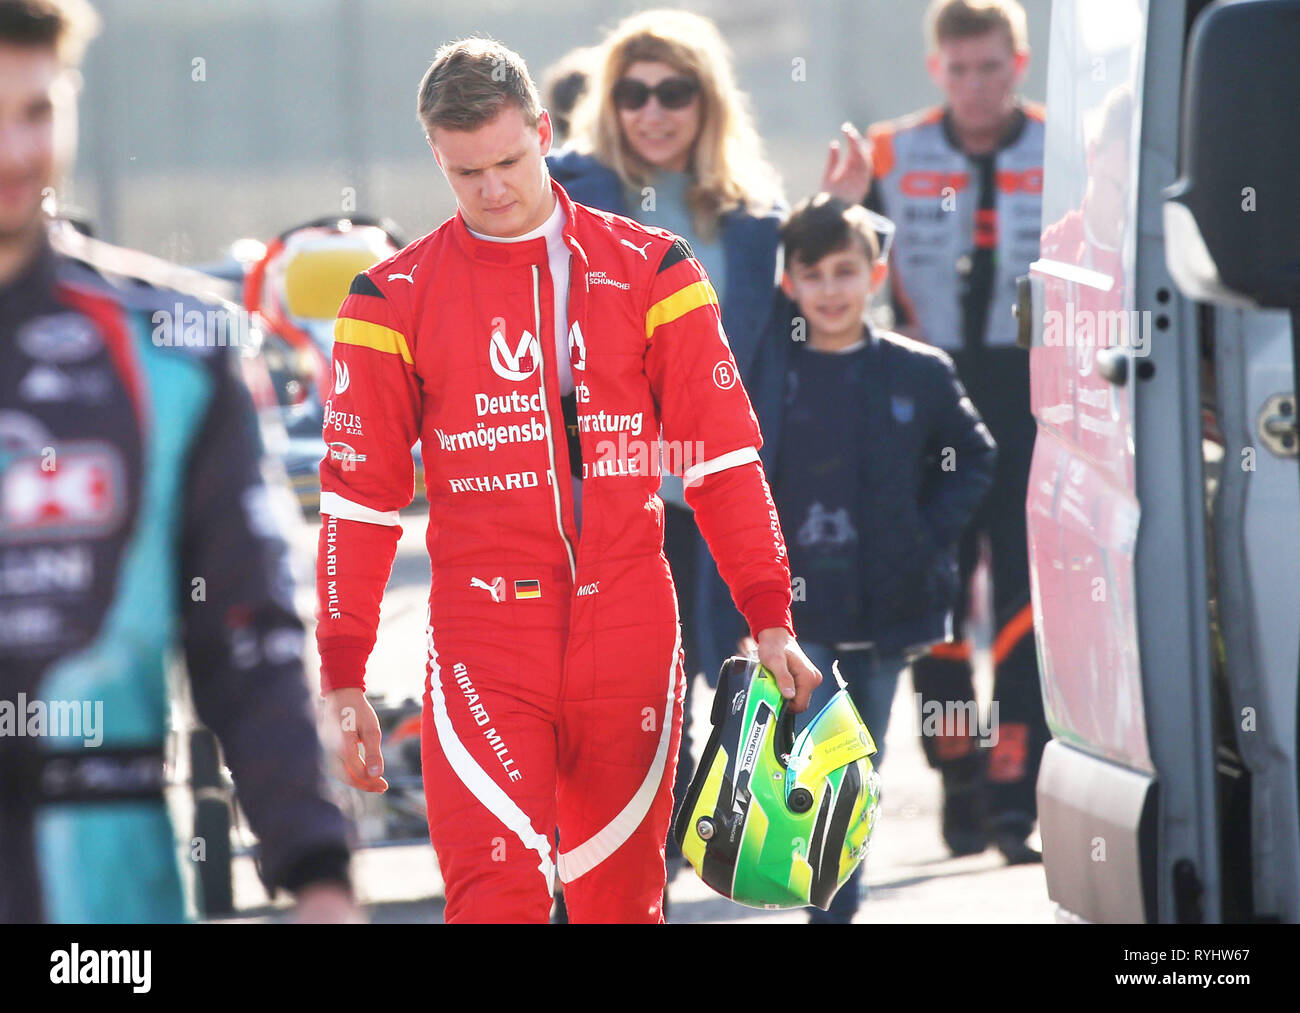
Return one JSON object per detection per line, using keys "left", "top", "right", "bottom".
{"left": 620, "top": 239, "right": 652, "bottom": 260}
{"left": 470, "top": 576, "right": 506, "bottom": 603}
{"left": 388, "top": 265, "right": 418, "bottom": 284}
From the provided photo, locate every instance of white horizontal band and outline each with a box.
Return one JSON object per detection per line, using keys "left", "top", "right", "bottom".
{"left": 682, "top": 446, "right": 760, "bottom": 486}
{"left": 319, "top": 490, "right": 401, "bottom": 526}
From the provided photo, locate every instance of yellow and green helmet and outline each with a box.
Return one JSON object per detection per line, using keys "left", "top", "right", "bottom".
{"left": 673, "top": 656, "right": 881, "bottom": 910}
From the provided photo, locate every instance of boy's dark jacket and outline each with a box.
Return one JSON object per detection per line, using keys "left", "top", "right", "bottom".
{"left": 701, "top": 290, "right": 999, "bottom": 660}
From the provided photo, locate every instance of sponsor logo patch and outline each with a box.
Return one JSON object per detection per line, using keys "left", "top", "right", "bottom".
{"left": 447, "top": 471, "right": 539, "bottom": 494}
{"left": 568, "top": 321, "right": 587, "bottom": 372}
{"left": 489, "top": 326, "right": 539, "bottom": 382}
{"left": 576, "top": 409, "right": 643, "bottom": 436}
{"left": 436, "top": 420, "right": 545, "bottom": 455}
{"left": 16, "top": 313, "right": 102, "bottom": 363}
{"left": 587, "top": 271, "right": 630, "bottom": 290}
{"left": 0, "top": 442, "right": 124, "bottom": 542}
{"left": 450, "top": 661, "right": 523, "bottom": 781}
{"left": 0, "top": 545, "right": 93, "bottom": 595}
{"left": 17, "top": 364, "right": 112, "bottom": 404}
{"left": 324, "top": 401, "right": 364, "bottom": 436}
{"left": 738, "top": 709, "right": 767, "bottom": 773}
{"left": 328, "top": 441, "right": 366, "bottom": 464}
{"left": 470, "top": 576, "right": 506, "bottom": 602}
{"left": 18, "top": 366, "right": 73, "bottom": 402}
{"left": 0, "top": 605, "right": 61, "bottom": 647}
{"left": 475, "top": 391, "right": 542, "bottom": 416}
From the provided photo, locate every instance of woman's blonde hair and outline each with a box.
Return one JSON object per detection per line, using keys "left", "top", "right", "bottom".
{"left": 568, "top": 8, "right": 783, "bottom": 239}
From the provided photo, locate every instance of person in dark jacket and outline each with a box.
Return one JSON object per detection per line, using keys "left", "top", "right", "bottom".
{"left": 751, "top": 193, "right": 996, "bottom": 922}
{"left": 0, "top": 0, "right": 353, "bottom": 923}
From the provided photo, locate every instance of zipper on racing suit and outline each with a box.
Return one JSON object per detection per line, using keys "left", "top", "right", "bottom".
{"left": 531, "top": 263, "right": 578, "bottom": 580}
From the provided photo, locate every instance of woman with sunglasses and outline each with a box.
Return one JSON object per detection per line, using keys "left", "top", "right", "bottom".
{"left": 547, "top": 7, "right": 787, "bottom": 912}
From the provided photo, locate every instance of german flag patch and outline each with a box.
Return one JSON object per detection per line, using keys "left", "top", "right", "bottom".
{"left": 514, "top": 579, "right": 541, "bottom": 600}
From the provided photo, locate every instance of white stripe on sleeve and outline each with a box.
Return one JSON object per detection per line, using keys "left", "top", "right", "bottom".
{"left": 682, "top": 446, "right": 760, "bottom": 487}
{"left": 319, "top": 491, "right": 401, "bottom": 526}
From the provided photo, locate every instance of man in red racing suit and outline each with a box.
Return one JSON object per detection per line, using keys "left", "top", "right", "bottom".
{"left": 315, "top": 38, "right": 818, "bottom": 923}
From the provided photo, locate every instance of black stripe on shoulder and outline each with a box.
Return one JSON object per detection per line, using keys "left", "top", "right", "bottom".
{"left": 348, "top": 272, "right": 385, "bottom": 298}
{"left": 657, "top": 237, "right": 696, "bottom": 274}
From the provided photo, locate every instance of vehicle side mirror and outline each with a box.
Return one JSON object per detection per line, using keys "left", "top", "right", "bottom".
{"left": 1163, "top": 0, "right": 1300, "bottom": 309}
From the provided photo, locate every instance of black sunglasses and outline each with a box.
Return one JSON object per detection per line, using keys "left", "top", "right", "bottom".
{"left": 612, "top": 76, "right": 700, "bottom": 111}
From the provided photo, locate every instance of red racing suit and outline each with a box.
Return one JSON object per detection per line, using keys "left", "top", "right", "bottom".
{"left": 315, "top": 179, "right": 793, "bottom": 923}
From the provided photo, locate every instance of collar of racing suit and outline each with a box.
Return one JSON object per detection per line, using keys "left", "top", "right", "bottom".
{"left": 450, "top": 177, "right": 591, "bottom": 273}
{"left": 940, "top": 103, "right": 1029, "bottom": 157}
{"left": 0, "top": 226, "right": 56, "bottom": 324}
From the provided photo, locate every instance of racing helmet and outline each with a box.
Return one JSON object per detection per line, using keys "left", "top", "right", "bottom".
{"left": 243, "top": 215, "right": 403, "bottom": 405}
{"left": 673, "top": 656, "right": 881, "bottom": 910}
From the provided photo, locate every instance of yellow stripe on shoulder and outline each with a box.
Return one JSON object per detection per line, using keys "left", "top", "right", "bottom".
{"left": 334, "top": 316, "right": 413, "bottom": 365}
{"left": 645, "top": 280, "right": 718, "bottom": 338}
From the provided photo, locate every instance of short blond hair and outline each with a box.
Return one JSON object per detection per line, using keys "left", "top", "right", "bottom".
{"left": 925, "top": 0, "right": 1029, "bottom": 54}
{"left": 417, "top": 37, "right": 543, "bottom": 134}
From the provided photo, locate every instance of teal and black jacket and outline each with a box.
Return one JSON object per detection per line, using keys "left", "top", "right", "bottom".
{"left": 0, "top": 231, "right": 349, "bottom": 923}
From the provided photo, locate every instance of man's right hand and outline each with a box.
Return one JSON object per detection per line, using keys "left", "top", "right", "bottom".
{"left": 323, "top": 688, "right": 389, "bottom": 793}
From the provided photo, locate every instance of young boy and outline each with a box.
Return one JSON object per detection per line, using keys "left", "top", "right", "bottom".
{"left": 768, "top": 193, "right": 997, "bottom": 922}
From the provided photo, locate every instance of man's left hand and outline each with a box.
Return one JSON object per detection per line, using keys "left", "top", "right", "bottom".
{"left": 755, "top": 628, "right": 822, "bottom": 713}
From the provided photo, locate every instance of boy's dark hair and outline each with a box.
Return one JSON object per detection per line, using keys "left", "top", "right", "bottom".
{"left": 781, "top": 193, "right": 881, "bottom": 268}
{"left": 0, "top": 0, "right": 99, "bottom": 65}
{"left": 418, "top": 37, "right": 543, "bottom": 135}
